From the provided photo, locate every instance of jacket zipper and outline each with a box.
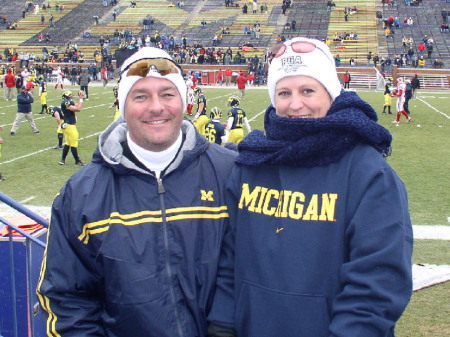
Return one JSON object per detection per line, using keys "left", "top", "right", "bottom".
{"left": 158, "top": 177, "right": 185, "bottom": 337}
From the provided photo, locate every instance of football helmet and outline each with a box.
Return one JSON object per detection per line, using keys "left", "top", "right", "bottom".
{"left": 62, "top": 90, "right": 73, "bottom": 99}
{"left": 210, "top": 107, "right": 222, "bottom": 120}
{"left": 227, "top": 96, "right": 240, "bottom": 107}
{"left": 46, "top": 106, "right": 55, "bottom": 115}
{"left": 194, "top": 87, "right": 203, "bottom": 94}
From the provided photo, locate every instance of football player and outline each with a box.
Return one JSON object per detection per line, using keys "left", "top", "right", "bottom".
{"left": 391, "top": 78, "right": 411, "bottom": 124}
{"left": 38, "top": 76, "right": 48, "bottom": 114}
{"left": 192, "top": 87, "right": 208, "bottom": 135}
{"left": 109, "top": 84, "right": 120, "bottom": 120}
{"left": 185, "top": 75, "right": 195, "bottom": 116}
{"left": 54, "top": 66, "right": 65, "bottom": 90}
{"left": 47, "top": 105, "right": 64, "bottom": 149}
{"left": 382, "top": 77, "right": 393, "bottom": 115}
{"left": 226, "top": 96, "right": 251, "bottom": 144}
{"left": 59, "top": 90, "right": 85, "bottom": 166}
{"left": 204, "top": 107, "right": 227, "bottom": 145}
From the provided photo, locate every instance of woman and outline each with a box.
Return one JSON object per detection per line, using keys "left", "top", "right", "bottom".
{"left": 208, "top": 37, "right": 413, "bottom": 337}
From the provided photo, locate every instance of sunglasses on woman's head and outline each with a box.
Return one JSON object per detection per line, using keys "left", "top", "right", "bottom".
{"left": 267, "top": 40, "right": 319, "bottom": 64}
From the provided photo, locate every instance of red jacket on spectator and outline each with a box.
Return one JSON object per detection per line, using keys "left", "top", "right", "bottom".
{"left": 225, "top": 68, "right": 232, "bottom": 77}
{"left": 101, "top": 66, "right": 108, "bottom": 80}
{"left": 25, "top": 80, "right": 34, "bottom": 91}
{"left": 344, "top": 73, "right": 351, "bottom": 83}
{"left": 4, "top": 69, "right": 16, "bottom": 88}
{"left": 237, "top": 72, "right": 247, "bottom": 89}
{"left": 217, "top": 69, "right": 223, "bottom": 82}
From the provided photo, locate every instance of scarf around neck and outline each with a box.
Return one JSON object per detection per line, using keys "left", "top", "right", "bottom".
{"left": 236, "top": 90, "right": 392, "bottom": 167}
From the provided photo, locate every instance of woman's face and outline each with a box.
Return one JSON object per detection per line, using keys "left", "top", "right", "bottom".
{"left": 274, "top": 75, "right": 332, "bottom": 119}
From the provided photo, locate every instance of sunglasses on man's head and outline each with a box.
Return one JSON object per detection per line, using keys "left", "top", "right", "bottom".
{"left": 267, "top": 40, "right": 318, "bottom": 64}
{"left": 121, "top": 58, "right": 182, "bottom": 78}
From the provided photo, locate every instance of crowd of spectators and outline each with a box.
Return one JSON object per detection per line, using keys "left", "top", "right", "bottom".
{"left": 0, "top": 0, "right": 448, "bottom": 74}
{"left": 242, "top": 22, "right": 261, "bottom": 40}
{"left": 116, "top": 41, "right": 253, "bottom": 66}
{"left": 332, "top": 31, "right": 358, "bottom": 42}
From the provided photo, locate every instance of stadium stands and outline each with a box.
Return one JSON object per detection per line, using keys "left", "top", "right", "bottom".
{"left": 327, "top": 0, "right": 380, "bottom": 65}
{"left": 380, "top": 0, "right": 450, "bottom": 68}
{"left": 0, "top": 0, "right": 449, "bottom": 85}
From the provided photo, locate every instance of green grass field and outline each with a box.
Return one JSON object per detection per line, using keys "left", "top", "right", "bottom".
{"left": 0, "top": 84, "right": 449, "bottom": 336}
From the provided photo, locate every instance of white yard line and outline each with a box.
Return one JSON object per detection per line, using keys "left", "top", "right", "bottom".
{"left": 20, "top": 196, "right": 36, "bottom": 204}
{"left": 249, "top": 109, "right": 266, "bottom": 122}
{"left": 0, "top": 131, "right": 101, "bottom": 165}
{"left": 0, "top": 104, "right": 108, "bottom": 165}
{"left": 417, "top": 97, "right": 450, "bottom": 120}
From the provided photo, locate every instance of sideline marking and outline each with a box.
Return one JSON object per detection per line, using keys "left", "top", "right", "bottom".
{"left": 0, "top": 132, "right": 101, "bottom": 165}
{"left": 0, "top": 103, "right": 108, "bottom": 165}
{"left": 20, "top": 196, "right": 36, "bottom": 203}
{"left": 249, "top": 109, "right": 266, "bottom": 122}
{"left": 1, "top": 103, "right": 108, "bottom": 127}
{"left": 417, "top": 97, "right": 450, "bottom": 120}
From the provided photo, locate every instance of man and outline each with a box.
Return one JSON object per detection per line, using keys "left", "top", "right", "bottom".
{"left": 185, "top": 75, "right": 195, "bottom": 115}
{"left": 58, "top": 90, "right": 86, "bottom": 165}
{"left": 403, "top": 79, "right": 413, "bottom": 115}
{"left": 38, "top": 76, "right": 48, "bottom": 114}
{"left": 101, "top": 65, "right": 108, "bottom": 88}
{"left": 109, "top": 84, "right": 120, "bottom": 121}
{"left": 10, "top": 86, "right": 39, "bottom": 135}
{"left": 225, "top": 96, "right": 251, "bottom": 145}
{"left": 205, "top": 107, "right": 227, "bottom": 145}
{"left": 79, "top": 69, "right": 90, "bottom": 100}
{"left": 236, "top": 71, "right": 247, "bottom": 98}
{"left": 4, "top": 68, "right": 16, "bottom": 101}
{"left": 343, "top": 71, "right": 351, "bottom": 89}
{"left": 47, "top": 105, "right": 64, "bottom": 149}
{"left": 14, "top": 71, "right": 24, "bottom": 95}
{"left": 54, "top": 66, "right": 64, "bottom": 90}
{"left": 411, "top": 74, "right": 420, "bottom": 98}
{"left": 391, "top": 78, "right": 411, "bottom": 124}
{"left": 36, "top": 47, "right": 237, "bottom": 336}
{"left": 193, "top": 86, "right": 208, "bottom": 135}
{"left": 224, "top": 67, "right": 232, "bottom": 86}
{"left": 382, "top": 77, "right": 393, "bottom": 115}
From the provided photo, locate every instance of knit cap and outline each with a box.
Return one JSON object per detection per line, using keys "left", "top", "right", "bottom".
{"left": 118, "top": 47, "right": 186, "bottom": 117}
{"left": 267, "top": 37, "right": 342, "bottom": 106}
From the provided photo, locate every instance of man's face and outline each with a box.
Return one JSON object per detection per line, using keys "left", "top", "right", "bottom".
{"left": 124, "top": 76, "right": 183, "bottom": 152}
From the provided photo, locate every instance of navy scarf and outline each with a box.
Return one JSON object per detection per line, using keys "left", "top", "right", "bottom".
{"left": 236, "top": 91, "right": 392, "bottom": 167}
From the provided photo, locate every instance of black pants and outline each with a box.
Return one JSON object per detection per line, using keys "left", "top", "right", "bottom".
{"left": 80, "top": 85, "right": 89, "bottom": 99}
